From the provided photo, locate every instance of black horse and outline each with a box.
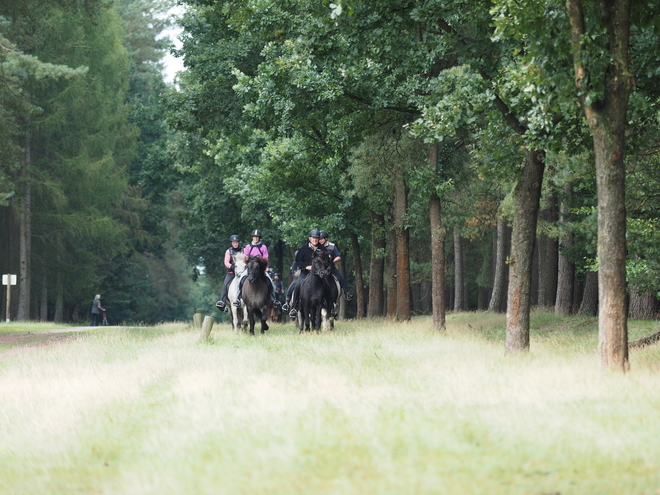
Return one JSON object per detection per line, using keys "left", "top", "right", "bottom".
{"left": 242, "top": 256, "right": 272, "bottom": 335}
{"left": 298, "top": 250, "right": 333, "bottom": 333}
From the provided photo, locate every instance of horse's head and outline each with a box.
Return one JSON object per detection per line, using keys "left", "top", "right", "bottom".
{"left": 311, "top": 250, "right": 332, "bottom": 277}
{"left": 246, "top": 256, "right": 267, "bottom": 282}
{"left": 233, "top": 254, "right": 247, "bottom": 276}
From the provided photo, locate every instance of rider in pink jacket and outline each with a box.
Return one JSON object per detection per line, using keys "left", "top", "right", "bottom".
{"left": 234, "top": 229, "right": 281, "bottom": 307}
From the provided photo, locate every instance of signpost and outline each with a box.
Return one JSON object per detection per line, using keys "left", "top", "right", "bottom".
{"left": 2, "top": 274, "right": 17, "bottom": 323}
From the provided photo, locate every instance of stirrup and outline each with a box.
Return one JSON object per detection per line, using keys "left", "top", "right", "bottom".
{"left": 233, "top": 299, "right": 242, "bottom": 307}
{"left": 272, "top": 299, "right": 281, "bottom": 307}
{"left": 289, "top": 309, "right": 297, "bottom": 319}
{"left": 281, "top": 303, "right": 289, "bottom": 312}
{"left": 215, "top": 300, "right": 225, "bottom": 309}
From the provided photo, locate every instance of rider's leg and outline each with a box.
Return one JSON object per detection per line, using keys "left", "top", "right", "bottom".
{"left": 216, "top": 273, "right": 234, "bottom": 309}
{"left": 282, "top": 282, "right": 295, "bottom": 311}
{"left": 333, "top": 268, "right": 353, "bottom": 301}
{"left": 233, "top": 276, "right": 246, "bottom": 307}
{"left": 268, "top": 278, "right": 281, "bottom": 306}
{"left": 288, "top": 272, "right": 308, "bottom": 318}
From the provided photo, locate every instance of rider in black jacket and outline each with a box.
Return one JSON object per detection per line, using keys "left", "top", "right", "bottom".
{"left": 282, "top": 229, "right": 326, "bottom": 319}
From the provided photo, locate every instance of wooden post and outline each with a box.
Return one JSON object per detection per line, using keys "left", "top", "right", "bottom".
{"left": 201, "top": 315, "right": 215, "bottom": 340}
{"left": 193, "top": 309, "right": 203, "bottom": 329}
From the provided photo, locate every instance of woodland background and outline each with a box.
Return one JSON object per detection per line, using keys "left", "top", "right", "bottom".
{"left": 2, "top": 0, "right": 660, "bottom": 346}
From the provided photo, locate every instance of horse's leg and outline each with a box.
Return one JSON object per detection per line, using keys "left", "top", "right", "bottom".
{"left": 247, "top": 308, "right": 256, "bottom": 335}
{"left": 260, "top": 305, "right": 270, "bottom": 333}
{"left": 314, "top": 305, "right": 322, "bottom": 332}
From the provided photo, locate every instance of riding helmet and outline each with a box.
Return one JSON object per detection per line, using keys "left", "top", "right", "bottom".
{"left": 251, "top": 229, "right": 262, "bottom": 238}
{"left": 229, "top": 234, "right": 240, "bottom": 242}
{"left": 319, "top": 230, "right": 329, "bottom": 239}
{"left": 309, "top": 229, "right": 321, "bottom": 238}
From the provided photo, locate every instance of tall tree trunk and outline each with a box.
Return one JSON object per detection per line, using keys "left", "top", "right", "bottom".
{"left": 488, "top": 217, "right": 507, "bottom": 313}
{"left": 453, "top": 225, "right": 465, "bottom": 312}
{"left": 628, "top": 287, "right": 656, "bottom": 320}
{"left": 506, "top": 150, "right": 545, "bottom": 352}
{"left": 538, "top": 196, "right": 558, "bottom": 307}
{"left": 393, "top": 177, "right": 411, "bottom": 321}
{"left": 17, "top": 137, "right": 32, "bottom": 322}
{"left": 578, "top": 270, "right": 598, "bottom": 317}
{"left": 566, "top": 0, "right": 632, "bottom": 371}
{"left": 429, "top": 143, "right": 446, "bottom": 330}
{"left": 385, "top": 220, "right": 397, "bottom": 319}
{"left": 350, "top": 232, "right": 365, "bottom": 319}
{"left": 339, "top": 257, "right": 347, "bottom": 320}
{"left": 40, "top": 272, "right": 48, "bottom": 321}
{"left": 54, "top": 268, "right": 64, "bottom": 323}
{"left": 368, "top": 211, "right": 386, "bottom": 318}
{"left": 555, "top": 185, "right": 575, "bottom": 316}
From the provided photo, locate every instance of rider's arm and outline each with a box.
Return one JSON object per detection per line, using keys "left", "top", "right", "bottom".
{"left": 260, "top": 244, "right": 269, "bottom": 261}
{"left": 224, "top": 249, "right": 232, "bottom": 269}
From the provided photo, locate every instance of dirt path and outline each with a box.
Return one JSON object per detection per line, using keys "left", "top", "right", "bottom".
{"left": 0, "top": 326, "right": 115, "bottom": 358}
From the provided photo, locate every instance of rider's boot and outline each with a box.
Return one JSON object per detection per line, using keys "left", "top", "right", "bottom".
{"left": 342, "top": 289, "right": 353, "bottom": 302}
{"left": 289, "top": 308, "right": 297, "bottom": 319}
{"left": 233, "top": 298, "right": 242, "bottom": 307}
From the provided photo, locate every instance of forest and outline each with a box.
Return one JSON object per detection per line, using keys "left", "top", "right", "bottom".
{"left": 2, "top": 0, "right": 660, "bottom": 371}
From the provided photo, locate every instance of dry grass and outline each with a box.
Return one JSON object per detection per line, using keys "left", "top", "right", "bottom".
{"left": 1, "top": 313, "right": 659, "bottom": 494}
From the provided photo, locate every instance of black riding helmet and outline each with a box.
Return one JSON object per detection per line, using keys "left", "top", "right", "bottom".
{"left": 251, "top": 229, "right": 262, "bottom": 238}
{"left": 319, "top": 230, "right": 328, "bottom": 239}
{"left": 309, "top": 229, "right": 321, "bottom": 238}
{"left": 230, "top": 234, "right": 240, "bottom": 242}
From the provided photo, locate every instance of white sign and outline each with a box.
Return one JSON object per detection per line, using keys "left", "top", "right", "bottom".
{"left": 2, "top": 274, "right": 17, "bottom": 286}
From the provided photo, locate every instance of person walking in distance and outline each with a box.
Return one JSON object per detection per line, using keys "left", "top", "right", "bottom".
{"left": 90, "top": 294, "right": 105, "bottom": 326}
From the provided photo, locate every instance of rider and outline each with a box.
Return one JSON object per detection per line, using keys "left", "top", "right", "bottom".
{"left": 319, "top": 230, "right": 353, "bottom": 302}
{"left": 233, "top": 229, "right": 281, "bottom": 307}
{"left": 282, "top": 229, "right": 326, "bottom": 319}
{"left": 273, "top": 272, "right": 285, "bottom": 303}
{"left": 215, "top": 235, "right": 243, "bottom": 312}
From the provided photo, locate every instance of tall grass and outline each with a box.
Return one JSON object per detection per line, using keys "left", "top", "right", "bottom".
{"left": 1, "top": 312, "right": 659, "bottom": 494}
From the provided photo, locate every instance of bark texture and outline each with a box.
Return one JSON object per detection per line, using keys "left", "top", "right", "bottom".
{"left": 350, "top": 232, "right": 365, "bottom": 319}
{"left": 385, "top": 221, "right": 397, "bottom": 319}
{"left": 578, "top": 270, "right": 598, "bottom": 317}
{"left": 506, "top": 150, "right": 545, "bottom": 352}
{"left": 488, "top": 217, "right": 507, "bottom": 313}
{"left": 555, "top": 185, "right": 575, "bottom": 315}
{"left": 393, "top": 177, "right": 411, "bottom": 321}
{"left": 628, "top": 287, "right": 657, "bottom": 320}
{"left": 368, "top": 211, "right": 386, "bottom": 318}
{"left": 537, "top": 197, "right": 558, "bottom": 306}
{"left": 566, "top": 0, "right": 632, "bottom": 371}
{"left": 453, "top": 225, "right": 465, "bottom": 312}
{"left": 429, "top": 143, "right": 446, "bottom": 330}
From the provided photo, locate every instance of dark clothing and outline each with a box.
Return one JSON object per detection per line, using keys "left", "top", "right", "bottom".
{"left": 294, "top": 242, "right": 327, "bottom": 273}
{"left": 289, "top": 242, "right": 327, "bottom": 310}
{"left": 225, "top": 245, "right": 243, "bottom": 274}
{"left": 219, "top": 272, "right": 235, "bottom": 304}
{"left": 90, "top": 299, "right": 102, "bottom": 326}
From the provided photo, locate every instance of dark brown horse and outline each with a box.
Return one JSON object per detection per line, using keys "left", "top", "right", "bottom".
{"left": 242, "top": 256, "right": 272, "bottom": 335}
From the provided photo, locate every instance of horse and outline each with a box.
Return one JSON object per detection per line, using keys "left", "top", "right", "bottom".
{"left": 227, "top": 255, "right": 248, "bottom": 333}
{"left": 241, "top": 256, "right": 272, "bottom": 335}
{"left": 298, "top": 250, "right": 332, "bottom": 333}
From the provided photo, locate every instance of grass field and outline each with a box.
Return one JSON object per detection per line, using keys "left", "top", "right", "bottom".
{"left": 1, "top": 311, "right": 659, "bottom": 494}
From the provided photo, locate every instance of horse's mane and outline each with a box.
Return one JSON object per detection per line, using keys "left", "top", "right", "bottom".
{"left": 232, "top": 254, "right": 247, "bottom": 274}
{"left": 247, "top": 255, "right": 268, "bottom": 269}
